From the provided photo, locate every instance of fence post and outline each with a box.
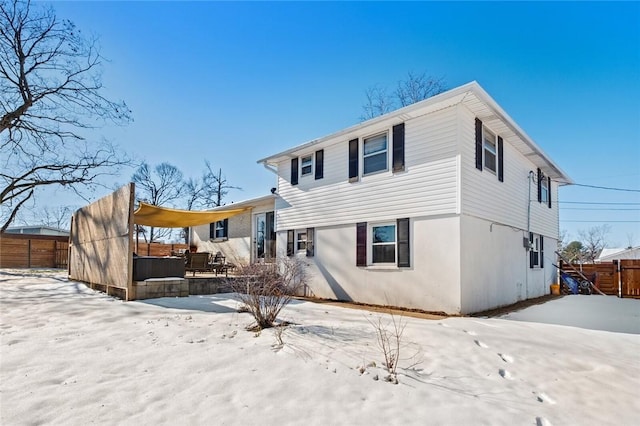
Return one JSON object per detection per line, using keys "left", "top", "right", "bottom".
{"left": 614, "top": 259, "right": 622, "bottom": 298}
{"left": 27, "top": 239, "right": 32, "bottom": 268}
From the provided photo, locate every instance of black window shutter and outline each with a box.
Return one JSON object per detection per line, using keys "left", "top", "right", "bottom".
{"left": 547, "top": 177, "right": 552, "bottom": 208}
{"left": 287, "top": 230, "right": 295, "bottom": 257}
{"left": 315, "top": 149, "right": 324, "bottom": 180}
{"left": 475, "top": 118, "right": 483, "bottom": 171}
{"left": 537, "top": 168, "right": 543, "bottom": 203}
{"left": 497, "top": 136, "right": 504, "bottom": 182}
{"left": 223, "top": 218, "right": 229, "bottom": 238}
{"left": 540, "top": 235, "right": 544, "bottom": 268}
{"left": 397, "top": 218, "right": 410, "bottom": 267}
{"left": 348, "top": 138, "right": 359, "bottom": 179}
{"left": 356, "top": 222, "right": 367, "bottom": 266}
{"left": 306, "top": 227, "right": 314, "bottom": 257}
{"left": 291, "top": 158, "right": 299, "bottom": 186}
{"left": 392, "top": 123, "right": 405, "bottom": 172}
{"left": 209, "top": 223, "right": 215, "bottom": 239}
{"left": 529, "top": 232, "right": 534, "bottom": 268}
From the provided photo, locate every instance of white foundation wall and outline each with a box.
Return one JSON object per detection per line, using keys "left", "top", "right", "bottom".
{"left": 459, "top": 215, "right": 557, "bottom": 314}
{"left": 279, "top": 215, "right": 462, "bottom": 314}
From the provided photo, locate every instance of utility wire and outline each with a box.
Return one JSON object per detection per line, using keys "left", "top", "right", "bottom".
{"left": 560, "top": 207, "right": 640, "bottom": 211}
{"left": 558, "top": 201, "right": 640, "bottom": 205}
{"left": 562, "top": 220, "right": 640, "bottom": 223}
{"left": 563, "top": 182, "right": 640, "bottom": 192}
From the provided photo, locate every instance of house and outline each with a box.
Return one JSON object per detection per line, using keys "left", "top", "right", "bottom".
{"left": 190, "top": 195, "right": 276, "bottom": 266}
{"left": 596, "top": 246, "right": 640, "bottom": 262}
{"left": 258, "top": 81, "right": 573, "bottom": 315}
{"left": 5, "top": 225, "right": 69, "bottom": 237}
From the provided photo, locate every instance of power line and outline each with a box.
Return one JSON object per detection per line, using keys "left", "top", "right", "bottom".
{"left": 560, "top": 207, "right": 640, "bottom": 211}
{"left": 558, "top": 201, "right": 640, "bottom": 205}
{"left": 562, "top": 220, "right": 640, "bottom": 223}
{"left": 565, "top": 183, "right": 640, "bottom": 192}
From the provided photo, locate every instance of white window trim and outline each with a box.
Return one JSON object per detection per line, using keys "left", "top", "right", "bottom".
{"left": 301, "top": 155, "right": 313, "bottom": 177}
{"left": 362, "top": 131, "right": 389, "bottom": 177}
{"left": 368, "top": 222, "right": 397, "bottom": 265}
{"left": 541, "top": 177, "right": 549, "bottom": 204}
{"left": 483, "top": 126, "right": 497, "bottom": 175}
{"left": 296, "top": 230, "right": 307, "bottom": 251}
{"left": 531, "top": 233, "right": 542, "bottom": 268}
{"left": 213, "top": 220, "right": 227, "bottom": 240}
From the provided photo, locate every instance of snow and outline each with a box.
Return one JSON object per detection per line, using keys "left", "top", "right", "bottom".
{"left": 1, "top": 270, "right": 639, "bottom": 425}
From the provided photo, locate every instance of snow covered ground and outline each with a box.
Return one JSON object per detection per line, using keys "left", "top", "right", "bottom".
{"left": 1, "top": 269, "right": 639, "bottom": 425}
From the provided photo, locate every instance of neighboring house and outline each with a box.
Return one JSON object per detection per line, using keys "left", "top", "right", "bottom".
{"left": 5, "top": 225, "right": 69, "bottom": 237}
{"left": 190, "top": 195, "right": 276, "bottom": 266}
{"left": 258, "top": 81, "right": 572, "bottom": 315}
{"left": 596, "top": 247, "right": 640, "bottom": 262}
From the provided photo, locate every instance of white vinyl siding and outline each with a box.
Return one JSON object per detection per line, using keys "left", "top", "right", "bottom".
{"left": 459, "top": 105, "right": 558, "bottom": 238}
{"left": 275, "top": 106, "right": 459, "bottom": 230}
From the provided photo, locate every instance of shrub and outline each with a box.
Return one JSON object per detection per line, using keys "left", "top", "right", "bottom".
{"left": 229, "top": 257, "right": 306, "bottom": 330}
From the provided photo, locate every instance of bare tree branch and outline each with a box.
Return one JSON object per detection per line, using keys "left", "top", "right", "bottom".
{"left": 0, "top": 0, "right": 133, "bottom": 230}
{"left": 361, "top": 71, "right": 447, "bottom": 120}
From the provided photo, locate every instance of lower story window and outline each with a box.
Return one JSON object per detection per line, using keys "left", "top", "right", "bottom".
{"left": 371, "top": 223, "right": 396, "bottom": 263}
{"left": 530, "top": 233, "right": 544, "bottom": 268}
{"left": 297, "top": 231, "right": 307, "bottom": 251}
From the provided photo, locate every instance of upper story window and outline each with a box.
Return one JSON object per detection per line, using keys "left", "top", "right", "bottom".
{"left": 540, "top": 175, "right": 549, "bottom": 203}
{"left": 363, "top": 133, "right": 388, "bottom": 175}
{"left": 371, "top": 223, "right": 396, "bottom": 264}
{"left": 301, "top": 155, "right": 313, "bottom": 176}
{"left": 483, "top": 127, "right": 497, "bottom": 173}
{"left": 475, "top": 118, "right": 503, "bottom": 182}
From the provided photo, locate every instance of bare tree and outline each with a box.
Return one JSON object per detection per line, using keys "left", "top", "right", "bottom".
{"left": 361, "top": 71, "right": 447, "bottom": 120}
{"left": 360, "top": 85, "right": 394, "bottom": 121}
{"left": 395, "top": 72, "right": 447, "bottom": 107}
{"left": 132, "top": 162, "right": 183, "bottom": 243}
{"left": 578, "top": 225, "right": 611, "bottom": 262}
{"left": 0, "top": 0, "right": 132, "bottom": 232}
{"left": 202, "top": 162, "right": 241, "bottom": 208}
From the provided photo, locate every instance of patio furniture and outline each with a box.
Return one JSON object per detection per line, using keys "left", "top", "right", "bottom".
{"left": 185, "top": 252, "right": 212, "bottom": 276}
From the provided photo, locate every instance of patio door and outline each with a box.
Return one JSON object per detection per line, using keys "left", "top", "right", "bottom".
{"left": 254, "top": 213, "right": 266, "bottom": 263}
{"left": 253, "top": 211, "right": 276, "bottom": 263}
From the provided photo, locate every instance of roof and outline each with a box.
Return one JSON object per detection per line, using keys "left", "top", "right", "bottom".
{"left": 257, "top": 81, "right": 573, "bottom": 184}
{"left": 597, "top": 246, "right": 640, "bottom": 261}
{"left": 5, "top": 225, "right": 70, "bottom": 236}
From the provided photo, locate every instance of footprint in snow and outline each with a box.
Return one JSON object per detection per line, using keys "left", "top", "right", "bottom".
{"left": 474, "top": 340, "right": 489, "bottom": 349}
{"left": 498, "top": 369, "right": 512, "bottom": 380}
{"left": 498, "top": 353, "right": 514, "bottom": 363}
{"left": 463, "top": 330, "right": 477, "bottom": 336}
{"left": 534, "top": 392, "right": 556, "bottom": 405}
{"left": 536, "top": 416, "right": 553, "bottom": 426}
{"left": 438, "top": 322, "right": 450, "bottom": 328}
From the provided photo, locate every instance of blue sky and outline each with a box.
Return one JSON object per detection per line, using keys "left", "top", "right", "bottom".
{"left": 40, "top": 1, "right": 639, "bottom": 247}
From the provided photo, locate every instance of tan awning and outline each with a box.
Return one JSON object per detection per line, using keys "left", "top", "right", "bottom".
{"left": 133, "top": 202, "right": 249, "bottom": 228}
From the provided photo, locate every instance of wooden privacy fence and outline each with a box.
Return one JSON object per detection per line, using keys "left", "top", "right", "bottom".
{"left": 1, "top": 233, "right": 188, "bottom": 270}
{"left": 0, "top": 233, "right": 69, "bottom": 269}
{"left": 559, "top": 259, "right": 640, "bottom": 298}
{"left": 134, "top": 242, "right": 188, "bottom": 257}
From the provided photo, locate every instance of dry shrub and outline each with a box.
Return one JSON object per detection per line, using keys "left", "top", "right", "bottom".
{"left": 229, "top": 257, "right": 306, "bottom": 330}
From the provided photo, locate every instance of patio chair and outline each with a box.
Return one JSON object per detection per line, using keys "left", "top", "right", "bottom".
{"left": 185, "top": 252, "right": 211, "bottom": 276}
